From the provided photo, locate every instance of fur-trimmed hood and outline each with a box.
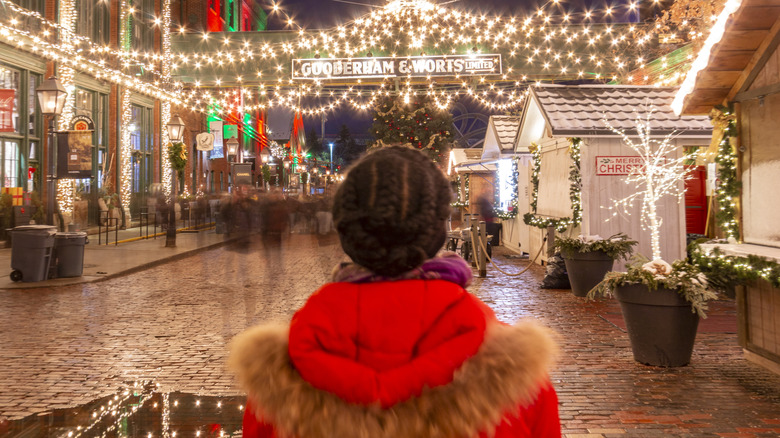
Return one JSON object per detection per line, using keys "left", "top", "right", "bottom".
{"left": 228, "top": 320, "right": 557, "bottom": 438}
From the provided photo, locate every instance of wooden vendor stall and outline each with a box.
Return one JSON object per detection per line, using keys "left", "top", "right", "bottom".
{"left": 673, "top": 0, "right": 780, "bottom": 374}
{"left": 514, "top": 84, "right": 712, "bottom": 268}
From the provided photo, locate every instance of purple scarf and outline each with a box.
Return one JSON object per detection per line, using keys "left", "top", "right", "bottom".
{"left": 331, "top": 251, "right": 472, "bottom": 287}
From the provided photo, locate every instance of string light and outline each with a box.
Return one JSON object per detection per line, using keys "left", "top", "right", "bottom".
{"left": 161, "top": 0, "right": 173, "bottom": 197}
{"left": 713, "top": 106, "right": 740, "bottom": 240}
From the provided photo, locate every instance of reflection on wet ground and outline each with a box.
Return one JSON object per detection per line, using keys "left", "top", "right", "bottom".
{"left": 0, "top": 381, "right": 244, "bottom": 438}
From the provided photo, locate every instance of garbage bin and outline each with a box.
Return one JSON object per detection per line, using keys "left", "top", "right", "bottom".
{"left": 10, "top": 225, "right": 56, "bottom": 282}
{"left": 54, "top": 232, "right": 88, "bottom": 278}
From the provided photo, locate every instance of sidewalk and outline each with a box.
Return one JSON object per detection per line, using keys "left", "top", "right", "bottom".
{"left": 0, "top": 223, "right": 238, "bottom": 289}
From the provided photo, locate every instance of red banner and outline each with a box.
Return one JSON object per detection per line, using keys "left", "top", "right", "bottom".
{"left": 0, "top": 89, "right": 15, "bottom": 132}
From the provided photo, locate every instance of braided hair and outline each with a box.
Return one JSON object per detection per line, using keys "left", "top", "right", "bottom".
{"left": 333, "top": 146, "right": 452, "bottom": 276}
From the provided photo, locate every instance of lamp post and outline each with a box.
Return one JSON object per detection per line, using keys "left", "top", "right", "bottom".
{"left": 165, "top": 114, "right": 185, "bottom": 248}
{"left": 329, "top": 142, "right": 334, "bottom": 174}
{"left": 35, "top": 77, "right": 68, "bottom": 227}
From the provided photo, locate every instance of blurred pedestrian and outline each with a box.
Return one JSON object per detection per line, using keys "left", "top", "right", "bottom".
{"left": 229, "top": 146, "right": 560, "bottom": 438}
{"left": 260, "top": 188, "right": 289, "bottom": 250}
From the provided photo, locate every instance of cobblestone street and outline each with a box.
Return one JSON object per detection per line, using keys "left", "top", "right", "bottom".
{"left": 1, "top": 234, "right": 780, "bottom": 437}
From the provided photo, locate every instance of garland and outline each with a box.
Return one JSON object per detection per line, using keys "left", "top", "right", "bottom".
{"left": 713, "top": 105, "right": 740, "bottom": 240}
{"left": 494, "top": 157, "right": 518, "bottom": 219}
{"left": 167, "top": 142, "right": 187, "bottom": 173}
{"left": 451, "top": 174, "right": 470, "bottom": 208}
{"left": 691, "top": 245, "right": 780, "bottom": 290}
{"left": 523, "top": 138, "right": 582, "bottom": 232}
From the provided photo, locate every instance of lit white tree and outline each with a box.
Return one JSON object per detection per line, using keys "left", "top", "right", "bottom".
{"left": 603, "top": 109, "right": 692, "bottom": 262}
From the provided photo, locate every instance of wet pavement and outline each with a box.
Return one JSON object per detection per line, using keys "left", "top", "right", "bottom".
{"left": 1, "top": 233, "right": 780, "bottom": 437}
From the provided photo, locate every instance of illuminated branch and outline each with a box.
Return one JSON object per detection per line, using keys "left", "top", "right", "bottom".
{"left": 603, "top": 108, "right": 691, "bottom": 261}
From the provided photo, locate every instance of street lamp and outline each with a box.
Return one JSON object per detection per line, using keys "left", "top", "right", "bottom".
{"left": 167, "top": 114, "right": 185, "bottom": 142}
{"left": 329, "top": 142, "right": 334, "bottom": 173}
{"left": 36, "top": 76, "right": 68, "bottom": 227}
{"left": 226, "top": 137, "right": 239, "bottom": 162}
{"left": 165, "top": 115, "right": 186, "bottom": 247}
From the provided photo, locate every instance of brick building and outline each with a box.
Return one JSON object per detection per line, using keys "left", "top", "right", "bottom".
{"left": 0, "top": 0, "right": 268, "bottom": 230}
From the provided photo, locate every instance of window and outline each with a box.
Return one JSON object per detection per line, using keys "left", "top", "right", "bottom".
{"left": 12, "top": 0, "right": 44, "bottom": 14}
{"left": 0, "top": 67, "right": 21, "bottom": 134}
{"left": 0, "top": 65, "right": 39, "bottom": 190}
{"left": 3, "top": 141, "right": 19, "bottom": 187}
{"left": 76, "top": 0, "right": 110, "bottom": 45}
{"left": 130, "top": 0, "right": 155, "bottom": 52}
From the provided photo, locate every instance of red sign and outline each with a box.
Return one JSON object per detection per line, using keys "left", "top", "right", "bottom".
{"left": 596, "top": 156, "right": 645, "bottom": 176}
{"left": 0, "top": 89, "right": 15, "bottom": 132}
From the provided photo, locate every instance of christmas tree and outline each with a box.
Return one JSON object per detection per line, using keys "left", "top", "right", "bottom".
{"left": 370, "top": 95, "right": 454, "bottom": 162}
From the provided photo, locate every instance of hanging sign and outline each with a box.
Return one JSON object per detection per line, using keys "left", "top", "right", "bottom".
{"left": 209, "top": 120, "right": 224, "bottom": 159}
{"left": 0, "top": 89, "right": 15, "bottom": 132}
{"left": 292, "top": 54, "right": 502, "bottom": 80}
{"left": 224, "top": 124, "right": 238, "bottom": 139}
{"left": 196, "top": 132, "right": 215, "bottom": 151}
{"left": 57, "top": 131, "right": 93, "bottom": 178}
{"left": 232, "top": 163, "right": 252, "bottom": 186}
{"left": 596, "top": 156, "right": 644, "bottom": 175}
{"left": 71, "top": 115, "right": 95, "bottom": 131}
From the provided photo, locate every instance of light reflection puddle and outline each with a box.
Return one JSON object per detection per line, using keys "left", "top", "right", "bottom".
{"left": 1, "top": 381, "right": 244, "bottom": 438}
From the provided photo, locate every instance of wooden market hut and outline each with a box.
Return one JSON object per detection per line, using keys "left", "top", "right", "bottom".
{"left": 509, "top": 84, "right": 712, "bottom": 267}
{"left": 673, "top": 0, "right": 780, "bottom": 374}
{"left": 447, "top": 147, "right": 494, "bottom": 230}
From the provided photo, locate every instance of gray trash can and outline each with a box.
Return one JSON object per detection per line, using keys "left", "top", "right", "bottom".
{"left": 10, "top": 225, "right": 57, "bottom": 282}
{"left": 54, "top": 232, "right": 88, "bottom": 278}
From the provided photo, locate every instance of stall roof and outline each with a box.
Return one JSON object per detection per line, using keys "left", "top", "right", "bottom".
{"left": 482, "top": 116, "right": 522, "bottom": 159}
{"left": 528, "top": 84, "right": 712, "bottom": 138}
{"left": 673, "top": 0, "right": 780, "bottom": 115}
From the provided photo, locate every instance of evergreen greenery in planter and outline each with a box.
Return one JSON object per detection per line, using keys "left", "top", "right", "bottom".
{"left": 588, "top": 255, "right": 717, "bottom": 318}
{"left": 554, "top": 233, "right": 637, "bottom": 260}
{"left": 554, "top": 233, "right": 637, "bottom": 297}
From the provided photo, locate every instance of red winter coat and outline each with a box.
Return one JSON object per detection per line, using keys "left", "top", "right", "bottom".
{"left": 229, "top": 279, "right": 560, "bottom": 438}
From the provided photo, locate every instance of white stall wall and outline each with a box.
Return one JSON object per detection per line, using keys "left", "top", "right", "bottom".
{"left": 536, "top": 138, "right": 575, "bottom": 218}
{"left": 580, "top": 137, "right": 688, "bottom": 270}
{"left": 502, "top": 155, "right": 532, "bottom": 254}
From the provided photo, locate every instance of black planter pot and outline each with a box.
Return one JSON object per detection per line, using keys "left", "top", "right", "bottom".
{"left": 562, "top": 250, "right": 614, "bottom": 297}
{"left": 614, "top": 283, "right": 700, "bottom": 367}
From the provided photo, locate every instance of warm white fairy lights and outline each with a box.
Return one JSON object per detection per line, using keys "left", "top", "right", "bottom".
{"left": 0, "top": 0, "right": 714, "bottom": 117}
{"left": 120, "top": 90, "right": 132, "bottom": 212}
{"left": 55, "top": 0, "right": 77, "bottom": 215}
{"left": 672, "top": 0, "right": 743, "bottom": 115}
{"left": 603, "top": 109, "right": 692, "bottom": 261}
{"left": 161, "top": 0, "right": 173, "bottom": 197}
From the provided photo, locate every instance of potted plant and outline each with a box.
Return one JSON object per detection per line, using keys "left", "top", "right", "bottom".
{"left": 589, "top": 256, "right": 716, "bottom": 366}
{"left": 588, "top": 110, "right": 719, "bottom": 367}
{"left": 554, "top": 233, "right": 637, "bottom": 297}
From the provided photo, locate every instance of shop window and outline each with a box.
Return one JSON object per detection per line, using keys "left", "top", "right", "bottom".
{"left": 12, "top": 0, "right": 44, "bottom": 14}
{"left": 76, "top": 0, "right": 110, "bottom": 45}
{"left": 0, "top": 66, "right": 20, "bottom": 134}
{"left": 130, "top": 0, "right": 155, "bottom": 52}
{"left": 2, "top": 141, "right": 19, "bottom": 187}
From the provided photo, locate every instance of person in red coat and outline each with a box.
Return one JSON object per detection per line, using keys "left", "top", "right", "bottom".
{"left": 228, "top": 146, "right": 561, "bottom": 438}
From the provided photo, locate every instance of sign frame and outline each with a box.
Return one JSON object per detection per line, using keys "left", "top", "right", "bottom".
{"left": 292, "top": 54, "right": 502, "bottom": 80}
